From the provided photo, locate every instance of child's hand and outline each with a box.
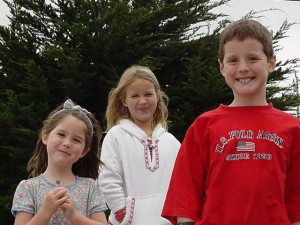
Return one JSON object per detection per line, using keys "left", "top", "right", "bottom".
{"left": 41, "top": 186, "right": 68, "bottom": 216}
{"left": 60, "top": 193, "right": 76, "bottom": 220}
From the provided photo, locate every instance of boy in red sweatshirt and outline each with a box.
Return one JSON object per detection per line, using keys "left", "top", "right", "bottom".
{"left": 162, "top": 19, "right": 300, "bottom": 225}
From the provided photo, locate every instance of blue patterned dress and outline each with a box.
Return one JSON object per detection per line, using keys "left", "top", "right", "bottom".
{"left": 12, "top": 174, "right": 107, "bottom": 224}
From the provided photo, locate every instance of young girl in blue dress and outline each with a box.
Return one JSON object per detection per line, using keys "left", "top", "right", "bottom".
{"left": 12, "top": 99, "right": 108, "bottom": 225}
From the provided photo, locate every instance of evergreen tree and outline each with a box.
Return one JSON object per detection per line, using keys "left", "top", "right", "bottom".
{"left": 0, "top": 0, "right": 299, "bottom": 223}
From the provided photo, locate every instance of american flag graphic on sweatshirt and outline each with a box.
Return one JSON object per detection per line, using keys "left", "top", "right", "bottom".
{"left": 236, "top": 141, "right": 255, "bottom": 152}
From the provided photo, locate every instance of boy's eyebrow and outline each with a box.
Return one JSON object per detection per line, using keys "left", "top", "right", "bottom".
{"left": 224, "top": 54, "right": 238, "bottom": 58}
{"left": 225, "top": 51, "right": 261, "bottom": 57}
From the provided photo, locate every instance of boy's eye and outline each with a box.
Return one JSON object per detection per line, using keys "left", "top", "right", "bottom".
{"left": 249, "top": 57, "right": 258, "bottom": 61}
{"left": 74, "top": 139, "right": 82, "bottom": 143}
{"left": 57, "top": 133, "right": 65, "bottom": 137}
{"left": 228, "top": 58, "right": 238, "bottom": 63}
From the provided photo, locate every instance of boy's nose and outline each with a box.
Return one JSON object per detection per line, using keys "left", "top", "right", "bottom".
{"left": 238, "top": 61, "right": 249, "bottom": 73}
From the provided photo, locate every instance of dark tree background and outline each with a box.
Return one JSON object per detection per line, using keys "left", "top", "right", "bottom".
{"left": 0, "top": 0, "right": 299, "bottom": 223}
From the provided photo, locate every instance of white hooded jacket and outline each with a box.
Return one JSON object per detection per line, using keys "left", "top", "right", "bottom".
{"left": 99, "top": 119, "right": 180, "bottom": 225}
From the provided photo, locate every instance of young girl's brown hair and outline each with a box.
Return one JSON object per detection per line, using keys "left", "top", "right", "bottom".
{"left": 27, "top": 99, "right": 104, "bottom": 179}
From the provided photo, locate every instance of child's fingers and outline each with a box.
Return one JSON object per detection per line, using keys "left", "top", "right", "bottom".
{"left": 60, "top": 201, "right": 72, "bottom": 208}
{"left": 65, "top": 194, "right": 73, "bottom": 204}
{"left": 60, "top": 193, "right": 72, "bottom": 205}
{"left": 53, "top": 186, "right": 68, "bottom": 193}
{"left": 57, "top": 188, "right": 68, "bottom": 198}
{"left": 52, "top": 186, "right": 66, "bottom": 192}
{"left": 50, "top": 187, "right": 68, "bottom": 199}
{"left": 43, "top": 188, "right": 68, "bottom": 213}
{"left": 57, "top": 195, "right": 68, "bottom": 205}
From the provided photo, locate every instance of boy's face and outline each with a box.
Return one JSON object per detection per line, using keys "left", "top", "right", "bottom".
{"left": 219, "top": 37, "right": 276, "bottom": 105}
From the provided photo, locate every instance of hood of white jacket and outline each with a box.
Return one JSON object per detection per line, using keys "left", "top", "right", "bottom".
{"left": 118, "top": 119, "right": 165, "bottom": 140}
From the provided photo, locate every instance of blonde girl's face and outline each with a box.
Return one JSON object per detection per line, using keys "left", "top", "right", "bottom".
{"left": 122, "top": 78, "right": 159, "bottom": 129}
{"left": 42, "top": 115, "right": 87, "bottom": 169}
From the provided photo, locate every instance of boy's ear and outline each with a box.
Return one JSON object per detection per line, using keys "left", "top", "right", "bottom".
{"left": 268, "top": 55, "right": 276, "bottom": 73}
{"left": 218, "top": 59, "right": 225, "bottom": 76}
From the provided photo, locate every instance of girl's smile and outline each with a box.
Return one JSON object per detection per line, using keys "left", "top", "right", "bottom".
{"left": 57, "top": 149, "right": 71, "bottom": 156}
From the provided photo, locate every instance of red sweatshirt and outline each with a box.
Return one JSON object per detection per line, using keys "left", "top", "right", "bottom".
{"left": 162, "top": 104, "right": 300, "bottom": 225}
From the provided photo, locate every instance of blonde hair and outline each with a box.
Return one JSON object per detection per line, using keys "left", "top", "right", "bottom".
{"left": 106, "top": 65, "right": 169, "bottom": 130}
{"left": 219, "top": 19, "right": 274, "bottom": 62}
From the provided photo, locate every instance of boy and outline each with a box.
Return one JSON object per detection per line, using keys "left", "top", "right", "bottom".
{"left": 162, "top": 19, "right": 300, "bottom": 225}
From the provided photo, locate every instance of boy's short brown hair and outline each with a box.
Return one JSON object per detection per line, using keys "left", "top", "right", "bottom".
{"left": 218, "top": 19, "right": 274, "bottom": 62}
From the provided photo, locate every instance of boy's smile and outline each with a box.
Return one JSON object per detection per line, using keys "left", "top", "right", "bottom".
{"left": 219, "top": 37, "right": 276, "bottom": 106}
{"left": 238, "top": 78, "right": 253, "bottom": 83}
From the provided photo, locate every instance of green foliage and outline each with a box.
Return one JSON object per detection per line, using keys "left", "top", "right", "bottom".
{"left": 0, "top": 0, "right": 299, "bottom": 223}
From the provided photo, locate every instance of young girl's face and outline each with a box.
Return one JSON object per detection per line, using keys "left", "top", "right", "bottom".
{"left": 42, "top": 115, "right": 87, "bottom": 169}
{"left": 123, "top": 78, "right": 159, "bottom": 128}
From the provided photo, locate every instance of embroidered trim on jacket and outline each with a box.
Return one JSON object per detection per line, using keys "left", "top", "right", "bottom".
{"left": 141, "top": 138, "right": 159, "bottom": 172}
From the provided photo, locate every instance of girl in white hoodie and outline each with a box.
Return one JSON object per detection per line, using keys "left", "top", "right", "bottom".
{"left": 99, "top": 65, "right": 180, "bottom": 225}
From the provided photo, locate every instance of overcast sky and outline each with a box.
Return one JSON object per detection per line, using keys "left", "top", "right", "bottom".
{"left": 213, "top": 0, "right": 300, "bottom": 66}
{"left": 0, "top": 0, "right": 299, "bottom": 72}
